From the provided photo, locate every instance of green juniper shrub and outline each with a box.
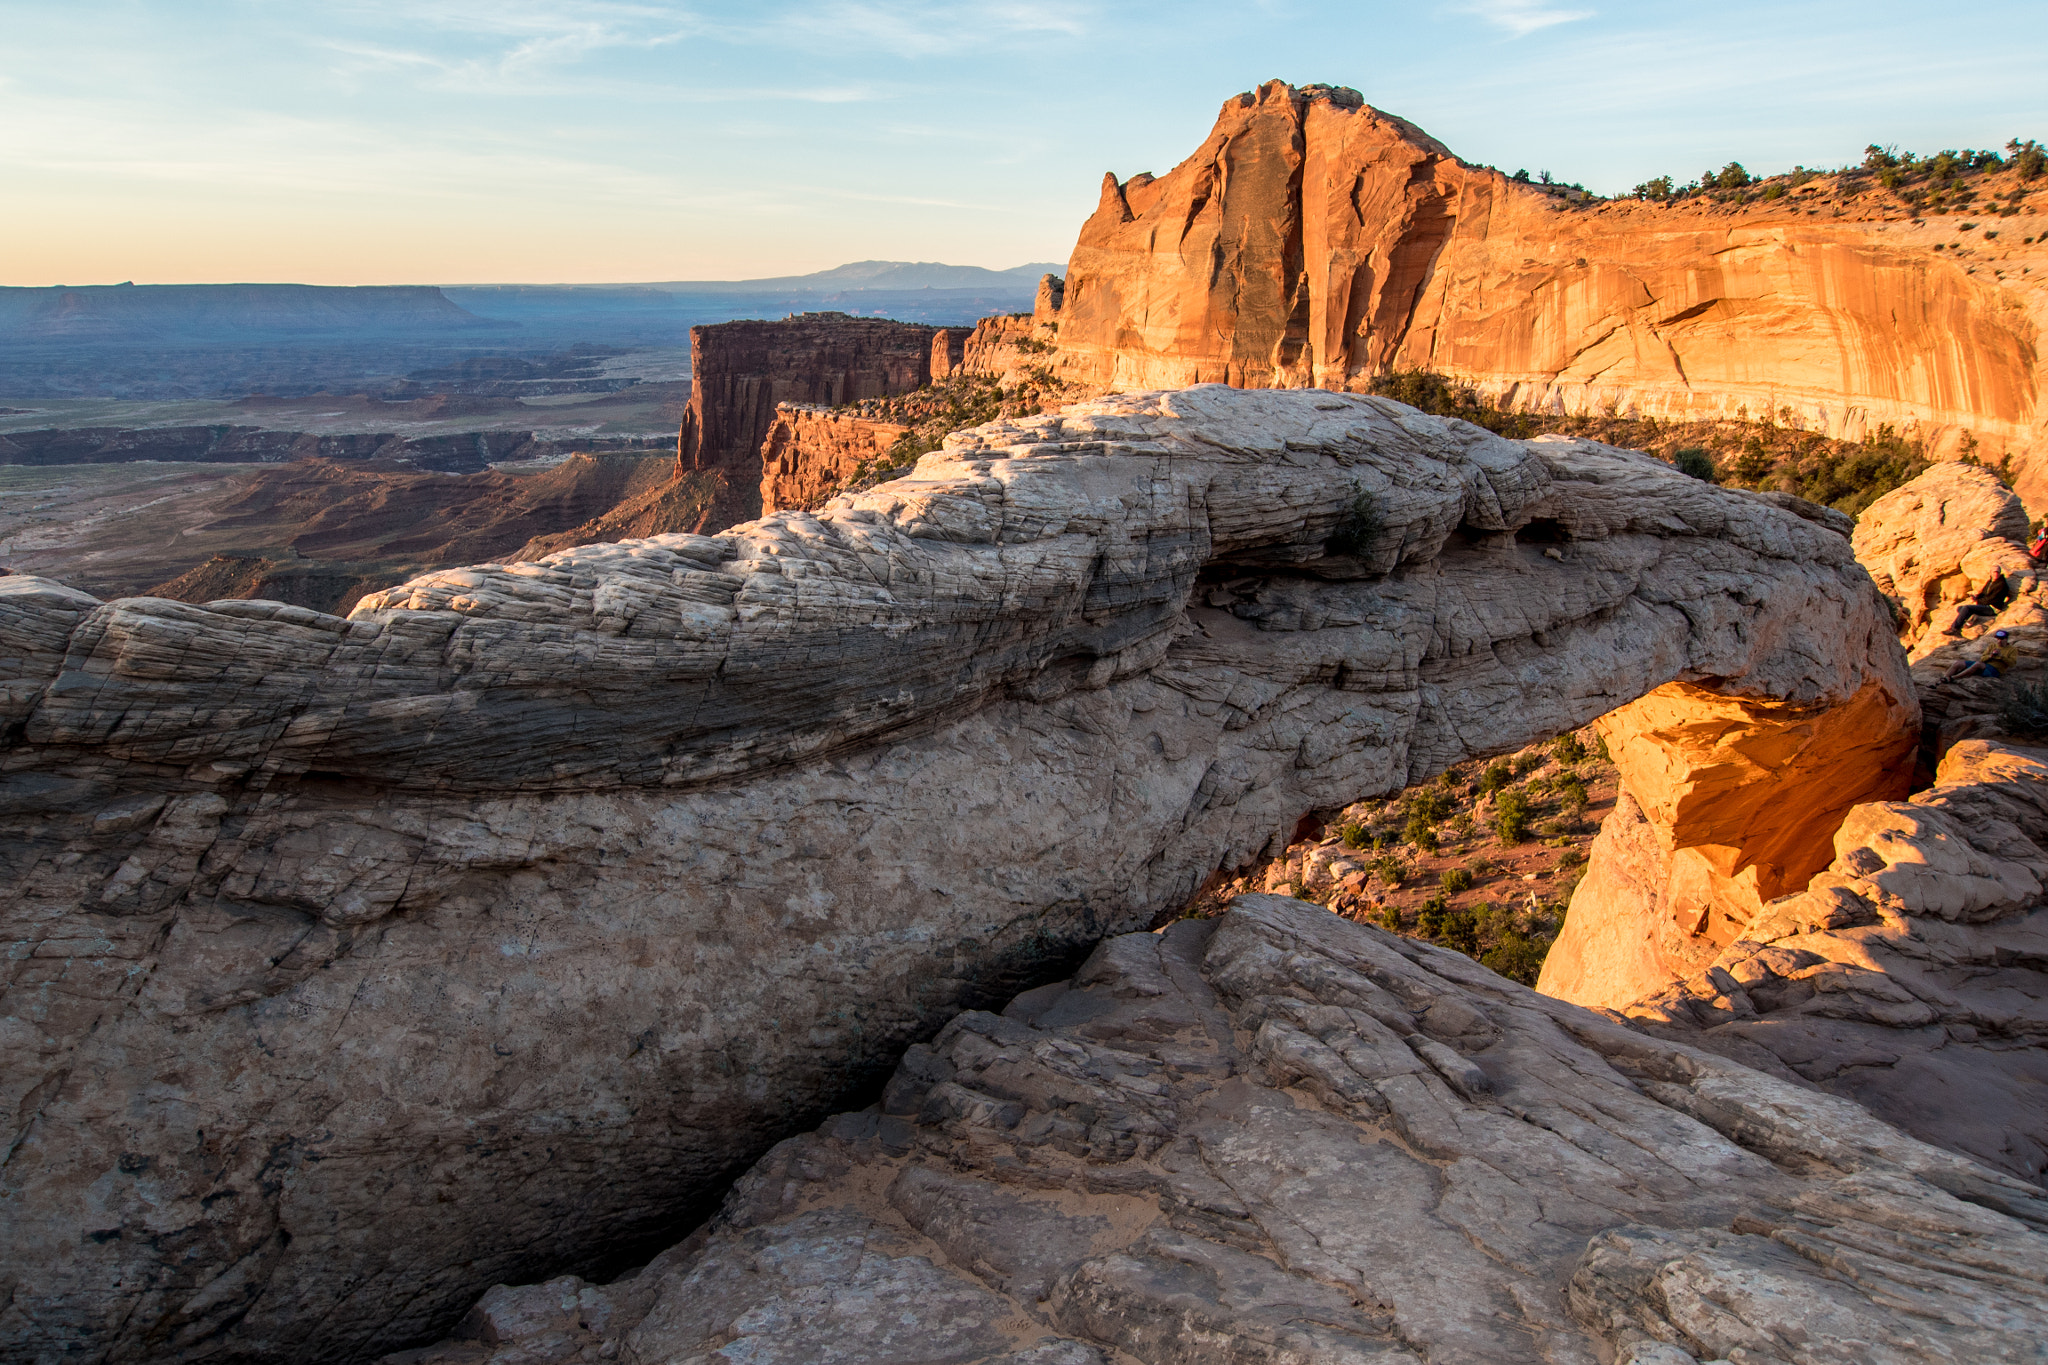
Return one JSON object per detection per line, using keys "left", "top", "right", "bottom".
{"left": 1784, "top": 424, "right": 1929, "bottom": 515}
{"left": 1405, "top": 813, "right": 1439, "bottom": 854}
{"left": 1373, "top": 855, "right": 1408, "bottom": 888}
{"left": 1380, "top": 903, "right": 1402, "bottom": 932}
{"left": 1473, "top": 900, "right": 1557, "bottom": 985}
{"left": 1494, "top": 789, "right": 1533, "bottom": 844}
{"left": 1732, "top": 437, "right": 1777, "bottom": 484}
{"left": 1512, "top": 752, "right": 1543, "bottom": 777}
{"left": 1480, "top": 930, "right": 1550, "bottom": 985}
{"left": 1478, "top": 762, "right": 1513, "bottom": 796}
{"left": 1442, "top": 909, "right": 1481, "bottom": 956}
{"left": 1408, "top": 790, "right": 1452, "bottom": 823}
{"left": 1340, "top": 822, "right": 1371, "bottom": 850}
{"left": 1549, "top": 732, "right": 1589, "bottom": 765}
{"left": 1369, "top": 371, "right": 1538, "bottom": 439}
{"left": 1440, "top": 866, "right": 1475, "bottom": 894}
{"left": 1417, "top": 895, "right": 1449, "bottom": 939}
{"left": 1670, "top": 447, "right": 1718, "bottom": 481}
{"left": 1448, "top": 813, "right": 1477, "bottom": 842}
{"left": 2001, "top": 682, "right": 2048, "bottom": 738}
{"left": 1554, "top": 773, "right": 1590, "bottom": 812}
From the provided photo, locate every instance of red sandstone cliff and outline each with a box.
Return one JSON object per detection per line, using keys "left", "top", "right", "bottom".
{"left": 681, "top": 312, "right": 937, "bottom": 527}
{"left": 1044, "top": 80, "right": 2048, "bottom": 504}
{"left": 757, "top": 405, "right": 908, "bottom": 514}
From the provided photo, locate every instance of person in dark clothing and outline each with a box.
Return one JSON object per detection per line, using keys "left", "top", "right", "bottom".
{"left": 1944, "top": 571, "right": 2023, "bottom": 636}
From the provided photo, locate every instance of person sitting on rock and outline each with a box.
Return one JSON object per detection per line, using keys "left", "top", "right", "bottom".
{"left": 1941, "top": 628, "right": 2019, "bottom": 683}
{"left": 1943, "top": 568, "right": 2033, "bottom": 636}
{"left": 2030, "top": 525, "right": 2048, "bottom": 562}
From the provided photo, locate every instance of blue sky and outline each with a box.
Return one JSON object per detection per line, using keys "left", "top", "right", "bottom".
{"left": 3, "top": 0, "right": 2043, "bottom": 285}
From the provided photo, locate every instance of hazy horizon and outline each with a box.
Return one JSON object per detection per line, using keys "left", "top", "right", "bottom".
{"left": 5, "top": 0, "right": 2045, "bottom": 288}
{"left": 0, "top": 259, "right": 1067, "bottom": 291}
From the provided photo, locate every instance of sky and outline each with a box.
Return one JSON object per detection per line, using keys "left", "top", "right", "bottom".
{"left": 3, "top": 0, "right": 2044, "bottom": 286}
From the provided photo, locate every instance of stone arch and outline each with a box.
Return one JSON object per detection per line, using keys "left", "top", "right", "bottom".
{"left": 0, "top": 387, "right": 1915, "bottom": 1364}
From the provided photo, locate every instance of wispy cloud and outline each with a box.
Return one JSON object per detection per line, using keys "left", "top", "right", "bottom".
{"left": 320, "top": 0, "right": 700, "bottom": 90}
{"left": 1458, "top": 0, "right": 1594, "bottom": 37}
{"left": 777, "top": 1, "right": 1092, "bottom": 58}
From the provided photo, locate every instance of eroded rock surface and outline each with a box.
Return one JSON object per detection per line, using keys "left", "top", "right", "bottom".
{"left": 1853, "top": 461, "right": 2038, "bottom": 658}
{"left": 1542, "top": 673, "right": 1918, "bottom": 1005}
{"left": 397, "top": 897, "right": 2048, "bottom": 1365}
{"left": 0, "top": 388, "right": 1911, "bottom": 1363}
{"left": 1609, "top": 724, "right": 2048, "bottom": 1185}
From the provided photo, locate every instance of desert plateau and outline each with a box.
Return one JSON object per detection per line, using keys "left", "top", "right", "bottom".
{"left": 4, "top": 8, "right": 2048, "bottom": 1363}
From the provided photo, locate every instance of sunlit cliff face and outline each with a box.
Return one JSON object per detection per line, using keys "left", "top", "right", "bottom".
{"left": 1049, "top": 80, "right": 2048, "bottom": 504}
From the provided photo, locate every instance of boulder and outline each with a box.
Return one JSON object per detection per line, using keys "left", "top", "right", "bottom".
{"left": 0, "top": 388, "right": 1911, "bottom": 1363}
{"left": 394, "top": 897, "right": 2048, "bottom": 1365}
{"left": 1852, "top": 460, "right": 2036, "bottom": 656}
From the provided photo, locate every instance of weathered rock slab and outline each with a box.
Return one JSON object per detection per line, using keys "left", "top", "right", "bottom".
{"left": 403, "top": 897, "right": 2048, "bottom": 1365}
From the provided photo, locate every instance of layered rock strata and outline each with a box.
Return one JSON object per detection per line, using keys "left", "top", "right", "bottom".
{"left": 395, "top": 896, "right": 2048, "bottom": 1365}
{"left": 679, "top": 313, "right": 937, "bottom": 528}
{"left": 1041, "top": 80, "right": 2048, "bottom": 500}
{"left": 756, "top": 403, "right": 908, "bottom": 514}
{"left": 0, "top": 388, "right": 1911, "bottom": 1363}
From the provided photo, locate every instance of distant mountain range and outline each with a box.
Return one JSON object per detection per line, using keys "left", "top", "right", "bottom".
{"left": 452, "top": 260, "right": 1063, "bottom": 294}
{"left": 0, "top": 262, "right": 1061, "bottom": 399}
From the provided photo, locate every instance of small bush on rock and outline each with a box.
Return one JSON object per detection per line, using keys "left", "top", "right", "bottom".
{"left": 1327, "top": 490, "right": 1382, "bottom": 558}
{"left": 2002, "top": 681, "right": 2048, "bottom": 737}
{"left": 1549, "top": 732, "right": 1589, "bottom": 765}
{"left": 1671, "top": 447, "right": 1718, "bottom": 481}
{"left": 1440, "top": 867, "right": 1474, "bottom": 894}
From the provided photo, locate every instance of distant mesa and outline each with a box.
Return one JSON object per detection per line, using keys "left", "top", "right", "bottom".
{"left": 0, "top": 282, "right": 502, "bottom": 342}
